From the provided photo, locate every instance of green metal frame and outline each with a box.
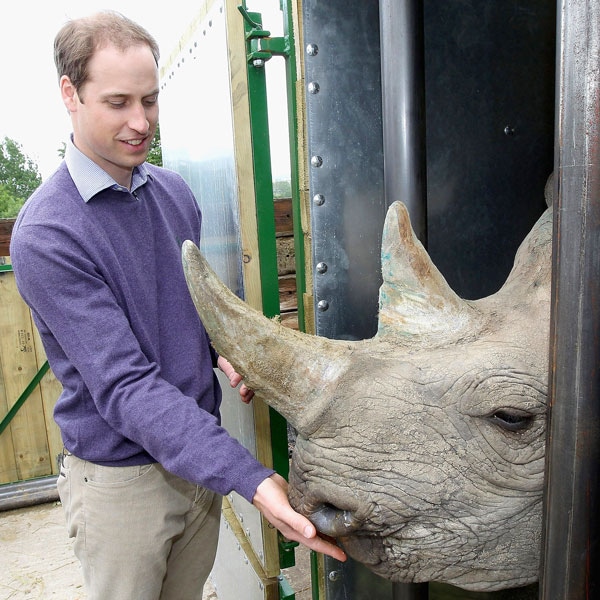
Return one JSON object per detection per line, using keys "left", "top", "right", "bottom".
{"left": 238, "top": 0, "right": 305, "bottom": 573}
{"left": 239, "top": 4, "right": 281, "bottom": 320}
{"left": 279, "top": 573, "right": 297, "bottom": 599}
{"left": 238, "top": 2, "right": 306, "bottom": 333}
{"left": 279, "top": 0, "right": 306, "bottom": 334}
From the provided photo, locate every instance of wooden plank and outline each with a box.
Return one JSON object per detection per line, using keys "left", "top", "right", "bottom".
{"left": 279, "top": 312, "right": 299, "bottom": 331}
{"left": 227, "top": 0, "right": 263, "bottom": 312}
{"left": 274, "top": 198, "right": 293, "bottom": 236}
{"left": 0, "top": 220, "right": 15, "bottom": 257}
{"left": 276, "top": 236, "right": 296, "bottom": 275}
{"left": 0, "top": 271, "right": 51, "bottom": 482}
{"left": 32, "top": 326, "right": 63, "bottom": 474}
{"left": 0, "top": 323, "right": 19, "bottom": 483}
{"left": 225, "top": 0, "right": 279, "bottom": 581}
{"left": 278, "top": 274, "right": 297, "bottom": 313}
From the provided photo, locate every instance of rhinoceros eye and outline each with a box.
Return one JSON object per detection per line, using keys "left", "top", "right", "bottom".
{"left": 488, "top": 409, "right": 534, "bottom": 432}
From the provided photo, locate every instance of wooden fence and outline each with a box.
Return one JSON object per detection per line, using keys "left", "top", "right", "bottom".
{"left": 0, "top": 219, "right": 63, "bottom": 485}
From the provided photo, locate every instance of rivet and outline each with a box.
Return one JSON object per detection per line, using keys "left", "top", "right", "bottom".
{"left": 313, "top": 193, "right": 325, "bottom": 206}
{"left": 317, "top": 300, "right": 329, "bottom": 311}
{"left": 311, "top": 155, "right": 323, "bottom": 168}
{"left": 308, "top": 81, "right": 320, "bottom": 94}
{"left": 504, "top": 125, "right": 515, "bottom": 136}
{"left": 306, "top": 43, "right": 319, "bottom": 56}
{"left": 316, "top": 262, "right": 328, "bottom": 274}
{"left": 328, "top": 570, "right": 340, "bottom": 581}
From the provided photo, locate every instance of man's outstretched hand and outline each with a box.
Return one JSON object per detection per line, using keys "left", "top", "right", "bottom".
{"left": 217, "top": 356, "right": 254, "bottom": 403}
{"left": 253, "top": 473, "right": 347, "bottom": 562}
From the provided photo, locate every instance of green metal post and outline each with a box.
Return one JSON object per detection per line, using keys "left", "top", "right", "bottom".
{"left": 239, "top": 4, "right": 281, "bottom": 320}
{"left": 238, "top": 0, "right": 312, "bottom": 575}
{"left": 279, "top": 0, "right": 306, "bottom": 333}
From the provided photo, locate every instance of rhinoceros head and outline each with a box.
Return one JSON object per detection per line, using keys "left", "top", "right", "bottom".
{"left": 182, "top": 199, "right": 552, "bottom": 592}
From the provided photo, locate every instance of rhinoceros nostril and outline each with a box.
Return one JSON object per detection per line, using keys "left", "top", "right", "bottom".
{"left": 308, "top": 503, "right": 361, "bottom": 537}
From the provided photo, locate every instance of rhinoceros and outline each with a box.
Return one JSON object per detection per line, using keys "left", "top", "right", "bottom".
{"left": 181, "top": 193, "right": 552, "bottom": 592}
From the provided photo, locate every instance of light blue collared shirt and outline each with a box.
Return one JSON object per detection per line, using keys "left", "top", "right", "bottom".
{"left": 64, "top": 135, "right": 151, "bottom": 202}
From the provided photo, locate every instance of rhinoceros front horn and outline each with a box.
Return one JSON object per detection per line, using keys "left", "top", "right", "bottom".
{"left": 181, "top": 241, "right": 353, "bottom": 433}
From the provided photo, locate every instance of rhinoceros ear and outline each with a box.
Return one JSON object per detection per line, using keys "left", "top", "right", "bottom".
{"left": 377, "top": 202, "right": 475, "bottom": 340}
{"left": 496, "top": 206, "right": 553, "bottom": 299}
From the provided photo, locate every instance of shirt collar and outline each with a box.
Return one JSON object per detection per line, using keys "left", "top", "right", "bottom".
{"left": 65, "top": 135, "right": 152, "bottom": 202}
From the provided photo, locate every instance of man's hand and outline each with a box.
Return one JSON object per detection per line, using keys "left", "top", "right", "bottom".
{"left": 253, "top": 474, "right": 347, "bottom": 562}
{"left": 217, "top": 356, "right": 254, "bottom": 403}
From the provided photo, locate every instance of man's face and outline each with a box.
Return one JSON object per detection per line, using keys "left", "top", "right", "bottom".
{"left": 61, "top": 43, "right": 159, "bottom": 188}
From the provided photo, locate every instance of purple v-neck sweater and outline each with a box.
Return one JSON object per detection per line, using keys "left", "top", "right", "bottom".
{"left": 10, "top": 162, "right": 273, "bottom": 502}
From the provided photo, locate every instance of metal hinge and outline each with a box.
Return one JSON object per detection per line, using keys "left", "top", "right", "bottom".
{"left": 237, "top": 5, "right": 290, "bottom": 67}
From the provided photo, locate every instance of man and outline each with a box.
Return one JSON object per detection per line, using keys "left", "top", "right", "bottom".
{"left": 10, "top": 11, "right": 345, "bottom": 600}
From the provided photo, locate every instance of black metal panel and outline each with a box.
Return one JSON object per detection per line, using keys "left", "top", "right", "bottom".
{"left": 380, "top": 0, "right": 427, "bottom": 244}
{"left": 304, "top": 0, "right": 385, "bottom": 342}
{"left": 424, "top": 0, "right": 555, "bottom": 299}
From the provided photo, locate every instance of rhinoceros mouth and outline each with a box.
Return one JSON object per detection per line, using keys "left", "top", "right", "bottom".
{"left": 306, "top": 503, "right": 363, "bottom": 537}
{"left": 305, "top": 503, "right": 393, "bottom": 570}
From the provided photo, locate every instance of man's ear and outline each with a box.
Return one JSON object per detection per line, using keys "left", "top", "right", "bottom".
{"left": 60, "top": 76, "right": 79, "bottom": 112}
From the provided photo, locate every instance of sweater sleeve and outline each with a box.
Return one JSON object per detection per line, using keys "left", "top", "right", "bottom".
{"left": 11, "top": 221, "right": 274, "bottom": 503}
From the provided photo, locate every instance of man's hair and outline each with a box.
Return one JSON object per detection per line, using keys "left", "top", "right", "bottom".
{"left": 54, "top": 11, "right": 160, "bottom": 94}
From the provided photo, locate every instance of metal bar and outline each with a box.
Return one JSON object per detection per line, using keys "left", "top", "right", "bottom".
{"left": 0, "top": 475, "right": 58, "bottom": 512}
{"left": 380, "top": 1, "right": 428, "bottom": 597}
{"left": 278, "top": 573, "right": 297, "bottom": 599}
{"left": 241, "top": 3, "right": 300, "bottom": 575}
{"left": 540, "top": 0, "right": 600, "bottom": 597}
{"left": 280, "top": 0, "right": 307, "bottom": 332}
{"left": 241, "top": 6, "right": 281, "bottom": 319}
{"left": 0, "top": 360, "right": 50, "bottom": 437}
{"left": 379, "top": 0, "right": 427, "bottom": 244}
{"left": 310, "top": 551, "right": 320, "bottom": 600}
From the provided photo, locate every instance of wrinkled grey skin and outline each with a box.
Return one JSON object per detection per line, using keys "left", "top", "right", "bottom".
{"left": 182, "top": 198, "right": 552, "bottom": 592}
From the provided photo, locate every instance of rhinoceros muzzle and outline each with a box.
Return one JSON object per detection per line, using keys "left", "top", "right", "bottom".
{"left": 307, "top": 503, "right": 362, "bottom": 537}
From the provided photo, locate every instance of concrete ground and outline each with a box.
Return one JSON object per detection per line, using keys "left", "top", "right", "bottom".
{"left": 0, "top": 501, "right": 311, "bottom": 600}
{"left": 0, "top": 502, "right": 86, "bottom": 600}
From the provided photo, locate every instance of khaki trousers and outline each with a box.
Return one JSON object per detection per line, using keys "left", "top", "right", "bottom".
{"left": 58, "top": 453, "right": 221, "bottom": 600}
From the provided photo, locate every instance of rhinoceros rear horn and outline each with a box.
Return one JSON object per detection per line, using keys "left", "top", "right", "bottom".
{"left": 182, "top": 241, "right": 353, "bottom": 432}
{"left": 377, "top": 202, "right": 476, "bottom": 341}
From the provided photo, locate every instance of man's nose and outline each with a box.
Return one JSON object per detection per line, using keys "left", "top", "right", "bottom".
{"left": 128, "top": 103, "right": 150, "bottom": 133}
